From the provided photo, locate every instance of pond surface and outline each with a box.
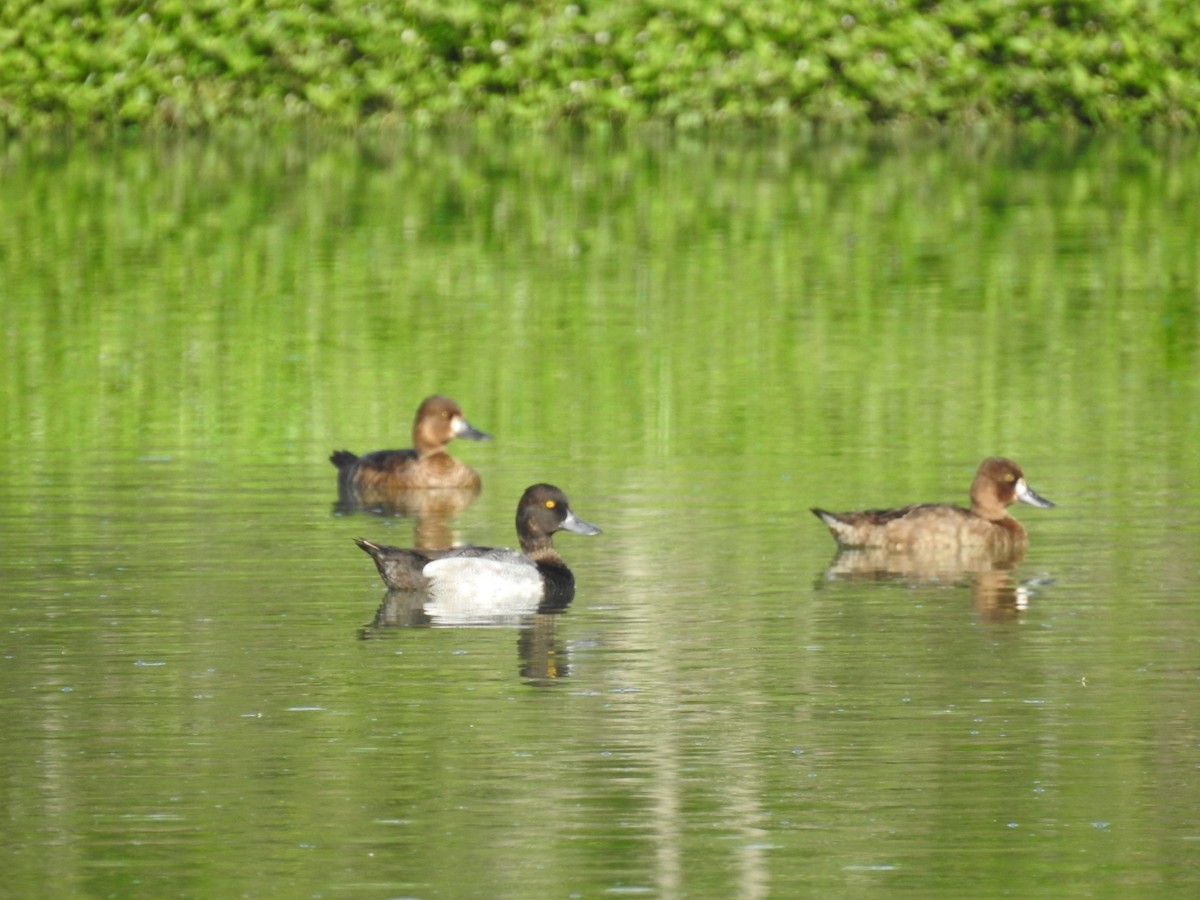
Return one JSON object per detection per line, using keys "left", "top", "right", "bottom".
{"left": 2, "top": 130, "right": 1200, "bottom": 898}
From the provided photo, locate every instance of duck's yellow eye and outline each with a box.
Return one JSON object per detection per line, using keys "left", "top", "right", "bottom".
{"left": 545, "top": 500, "right": 557, "bottom": 509}
{"left": 1004, "top": 473, "right": 1015, "bottom": 482}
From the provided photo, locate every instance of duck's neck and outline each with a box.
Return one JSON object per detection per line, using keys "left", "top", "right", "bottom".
{"left": 971, "top": 502, "right": 1010, "bottom": 522}
{"left": 414, "top": 443, "right": 448, "bottom": 460}
{"left": 969, "top": 486, "right": 1013, "bottom": 521}
{"left": 412, "top": 421, "right": 448, "bottom": 459}
{"left": 521, "top": 536, "right": 564, "bottom": 565}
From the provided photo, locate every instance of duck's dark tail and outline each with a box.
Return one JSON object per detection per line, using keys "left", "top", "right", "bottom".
{"left": 353, "top": 538, "right": 434, "bottom": 591}
{"left": 811, "top": 508, "right": 840, "bottom": 528}
{"left": 330, "top": 450, "right": 359, "bottom": 469}
{"left": 354, "top": 537, "right": 382, "bottom": 556}
{"left": 811, "top": 508, "right": 847, "bottom": 538}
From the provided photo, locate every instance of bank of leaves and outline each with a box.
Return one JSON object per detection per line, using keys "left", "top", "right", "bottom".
{"left": 2, "top": 0, "right": 1198, "bottom": 132}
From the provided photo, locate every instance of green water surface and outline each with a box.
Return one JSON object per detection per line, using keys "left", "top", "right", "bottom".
{"left": 1, "top": 131, "right": 1199, "bottom": 898}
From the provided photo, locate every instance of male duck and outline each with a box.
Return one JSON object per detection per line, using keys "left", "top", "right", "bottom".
{"left": 330, "top": 395, "right": 491, "bottom": 495}
{"left": 812, "top": 457, "right": 1055, "bottom": 552}
{"left": 354, "top": 484, "right": 601, "bottom": 613}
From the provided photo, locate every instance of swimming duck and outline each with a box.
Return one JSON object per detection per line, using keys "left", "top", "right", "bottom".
{"left": 812, "top": 457, "right": 1055, "bottom": 552}
{"left": 354, "top": 484, "right": 601, "bottom": 614}
{"left": 330, "top": 395, "right": 491, "bottom": 496}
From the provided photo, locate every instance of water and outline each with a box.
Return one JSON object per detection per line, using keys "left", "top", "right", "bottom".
{"left": 2, "top": 131, "right": 1200, "bottom": 897}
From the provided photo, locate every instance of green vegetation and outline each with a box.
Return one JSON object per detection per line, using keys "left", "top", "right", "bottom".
{"left": 2, "top": 0, "right": 1200, "bottom": 132}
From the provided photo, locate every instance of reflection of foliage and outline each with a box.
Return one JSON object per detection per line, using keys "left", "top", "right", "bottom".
{"left": 1, "top": 1, "right": 1199, "bottom": 131}
{"left": 1, "top": 133, "right": 1196, "bottom": 473}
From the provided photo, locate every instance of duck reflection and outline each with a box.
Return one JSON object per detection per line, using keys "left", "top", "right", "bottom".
{"left": 517, "top": 613, "right": 572, "bottom": 685}
{"left": 332, "top": 484, "right": 479, "bottom": 549}
{"left": 364, "top": 583, "right": 574, "bottom": 628}
{"left": 359, "top": 590, "right": 573, "bottom": 684}
{"left": 819, "top": 544, "right": 1040, "bottom": 622}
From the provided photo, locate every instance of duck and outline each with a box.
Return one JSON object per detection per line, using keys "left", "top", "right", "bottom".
{"left": 811, "top": 457, "right": 1055, "bottom": 552}
{"left": 354, "top": 484, "right": 601, "bottom": 616}
{"left": 330, "top": 395, "right": 491, "bottom": 497}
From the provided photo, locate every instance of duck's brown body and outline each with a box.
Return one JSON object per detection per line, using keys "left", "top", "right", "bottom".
{"left": 812, "top": 457, "right": 1055, "bottom": 552}
{"left": 331, "top": 395, "right": 490, "bottom": 497}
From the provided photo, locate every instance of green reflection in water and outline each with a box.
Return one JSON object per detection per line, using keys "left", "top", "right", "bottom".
{"left": 3, "top": 132, "right": 1196, "bottom": 472}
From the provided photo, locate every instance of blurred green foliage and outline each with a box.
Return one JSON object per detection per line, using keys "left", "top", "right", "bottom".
{"left": 2, "top": 0, "right": 1199, "bottom": 132}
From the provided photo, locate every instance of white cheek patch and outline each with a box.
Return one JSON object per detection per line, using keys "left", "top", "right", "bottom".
{"left": 450, "top": 415, "right": 467, "bottom": 436}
